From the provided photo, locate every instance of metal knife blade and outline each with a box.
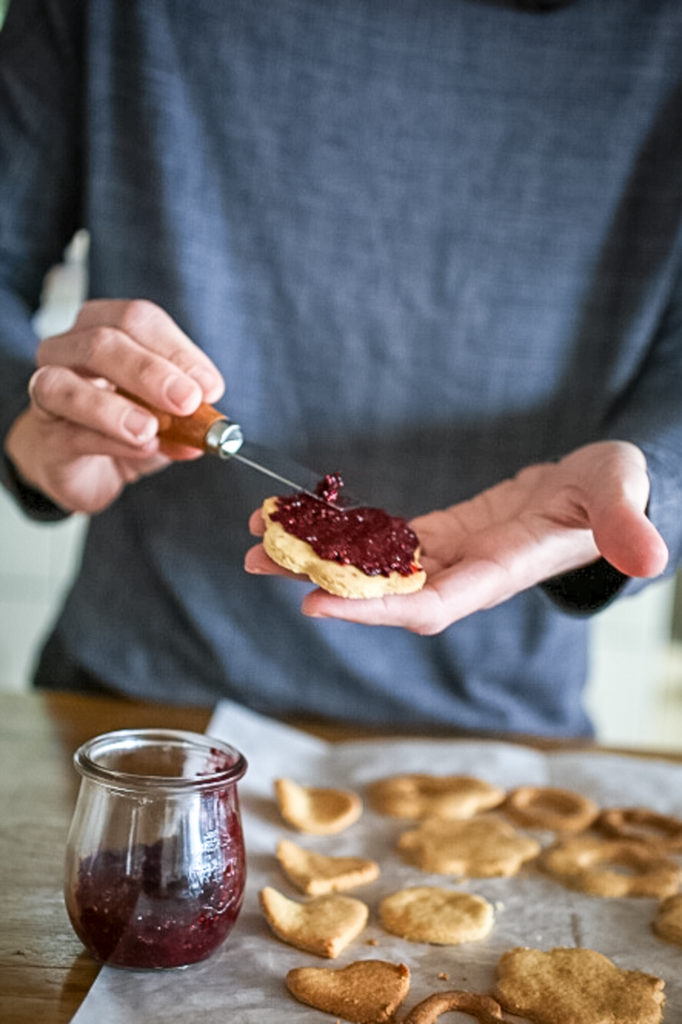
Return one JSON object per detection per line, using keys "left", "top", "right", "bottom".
{"left": 217, "top": 439, "right": 326, "bottom": 503}
{"left": 147, "top": 399, "right": 347, "bottom": 504}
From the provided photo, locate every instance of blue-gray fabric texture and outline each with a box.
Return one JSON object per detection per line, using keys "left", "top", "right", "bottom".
{"left": 2, "top": 0, "right": 682, "bottom": 735}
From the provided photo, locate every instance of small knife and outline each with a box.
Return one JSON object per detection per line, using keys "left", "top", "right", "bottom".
{"left": 140, "top": 398, "right": 333, "bottom": 501}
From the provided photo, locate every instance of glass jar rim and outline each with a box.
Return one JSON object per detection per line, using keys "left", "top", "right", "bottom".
{"left": 73, "top": 728, "right": 247, "bottom": 793}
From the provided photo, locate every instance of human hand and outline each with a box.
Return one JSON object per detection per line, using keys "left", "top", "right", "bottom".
{"left": 244, "top": 441, "right": 668, "bottom": 635}
{"left": 4, "top": 299, "right": 224, "bottom": 514}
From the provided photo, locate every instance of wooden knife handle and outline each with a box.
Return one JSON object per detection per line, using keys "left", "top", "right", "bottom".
{"left": 153, "top": 401, "right": 227, "bottom": 450}
{"left": 118, "top": 390, "right": 227, "bottom": 451}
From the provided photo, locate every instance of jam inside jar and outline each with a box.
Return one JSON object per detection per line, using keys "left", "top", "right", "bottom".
{"left": 64, "top": 729, "right": 247, "bottom": 969}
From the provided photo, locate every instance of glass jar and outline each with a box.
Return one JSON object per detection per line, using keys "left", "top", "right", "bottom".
{"left": 64, "top": 729, "right": 247, "bottom": 969}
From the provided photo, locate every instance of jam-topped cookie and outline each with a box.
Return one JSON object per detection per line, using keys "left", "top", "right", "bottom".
{"left": 261, "top": 474, "right": 426, "bottom": 598}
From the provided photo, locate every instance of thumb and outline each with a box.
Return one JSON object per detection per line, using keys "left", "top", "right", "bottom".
{"left": 585, "top": 448, "right": 668, "bottom": 578}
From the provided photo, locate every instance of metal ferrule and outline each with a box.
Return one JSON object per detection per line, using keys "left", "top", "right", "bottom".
{"left": 204, "top": 419, "right": 244, "bottom": 458}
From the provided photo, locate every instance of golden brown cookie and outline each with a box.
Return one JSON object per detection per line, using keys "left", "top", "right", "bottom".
{"left": 274, "top": 777, "right": 362, "bottom": 834}
{"left": 261, "top": 496, "right": 426, "bottom": 599}
{"left": 539, "top": 835, "right": 681, "bottom": 898}
{"left": 403, "top": 990, "right": 504, "bottom": 1024}
{"left": 379, "top": 886, "right": 494, "bottom": 944}
{"left": 367, "top": 773, "right": 505, "bottom": 820}
{"left": 286, "top": 959, "right": 411, "bottom": 1024}
{"left": 259, "top": 885, "right": 368, "bottom": 958}
{"left": 504, "top": 785, "right": 598, "bottom": 832}
{"left": 276, "top": 838, "right": 380, "bottom": 895}
{"left": 595, "top": 806, "right": 682, "bottom": 852}
{"left": 495, "top": 946, "right": 665, "bottom": 1024}
{"left": 398, "top": 815, "right": 540, "bottom": 877}
{"left": 653, "top": 892, "right": 682, "bottom": 945}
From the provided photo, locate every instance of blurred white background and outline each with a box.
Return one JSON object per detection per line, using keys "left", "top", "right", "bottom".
{"left": 1, "top": 236, "right": 681, "bottom": 750}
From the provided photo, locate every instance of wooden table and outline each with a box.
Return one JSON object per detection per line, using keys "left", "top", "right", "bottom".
{"left": 1, "top": 689, "right": 679, "bottom": 1024}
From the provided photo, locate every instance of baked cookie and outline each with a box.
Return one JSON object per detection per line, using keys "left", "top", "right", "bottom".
{"left": 379, "top": 886, "right": 494, "bottom": 944}
{"left": 653, "top": 892, "right": 682, "bottom": 945}
{"left": 595, "top": 806, "right": 682, "bottom": 852}
{"left": 274, "top": 777, "right": 362, "bottom": 834}
{"left": 403, "top": 991, "right": 504, "bottom": 1023}
{"left": 367, "top": 773, "right": 505, "bottom": 820}
{"left": 539, "top": 835, "right": 681, "bottom": 898}
{"left": 398, "top": 815, "right": 540, "bottom": 877}
{"left": 495, "top": 946, "right": 665, "bottom": 1024}
{"left": 276, "top": 838, "right": 380, "bottom": 895}
{"left": 259, "top": 885, "right": 368, "bottom": 958}
{"left": 286, "top": 959, "right": 411, "bottom": 1024}
{"left": 504, "top": 785, "right": 598, "bottom": 832}
{"left": 261, "top": 483, "right": 426, "bottom": 598}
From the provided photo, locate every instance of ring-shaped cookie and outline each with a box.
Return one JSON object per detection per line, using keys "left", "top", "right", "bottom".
{"left": 595, "top": 807, "right": 682, "bottom": 851}
{"left": 540, "top": 836, "right": 682, "bottom": 898}
{"left": 403, "top": 990, "right": 504, "bottom": 1023}
{"left": 504, "top": 785, "right": 598, "bottom": 832}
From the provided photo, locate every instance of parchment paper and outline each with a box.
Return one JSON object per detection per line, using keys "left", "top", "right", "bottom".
{"left": 70, "top": 700, "right": 682, "bottom": 1022}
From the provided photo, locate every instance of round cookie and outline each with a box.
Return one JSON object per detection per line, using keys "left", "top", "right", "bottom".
{"left": 261, "top": 495, "right": 426, "bottom": 599}
{"left": 539, "top": 835, "right": 682, "bottom": 898}
{"left": 403, "top": 991, "right": 505, "bottom": 1024}
{"left": 379, "top": 886, "right": 494, "bottom": 944}
{"left": 504, "top": 785, "right": 598, "bottom": 832}
{"left": 595, "top": 806, "right": 682, "bottom": 852}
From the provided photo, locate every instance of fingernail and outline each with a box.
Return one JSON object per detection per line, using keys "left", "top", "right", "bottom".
{"left": 166, "top": 375, "right": 199, "bottom": 408}
{"left": 188, "top": 366, "right": 223, "bottom": 398}
{"left": 124, "top": 407, "right": 157, "bottom": 441}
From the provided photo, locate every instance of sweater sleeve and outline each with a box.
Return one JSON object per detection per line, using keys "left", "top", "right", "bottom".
{"left": 541, "top": 258, "right": 682, "bottom": 615}
{"left": 0, "top": 0, "right": 84, "bottom": 517}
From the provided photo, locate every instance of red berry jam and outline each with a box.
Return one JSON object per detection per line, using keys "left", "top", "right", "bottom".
{"left": 67, "top": 832, "right": 245, "bottom": 969}
{"left": 271, "top": 474, "right": 421, "bottom": 578}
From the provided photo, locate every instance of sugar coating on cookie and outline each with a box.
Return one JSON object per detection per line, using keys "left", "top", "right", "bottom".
{"left": 276, "top": 838, "right": 380, "bottom": 895}
{"left": 286, "top": 959, "right": 411, "bottom": 1024}
{"left": 495, "top": 946, "right": 665, "bottom": 1024}
{"left": 274, "top": 777, "right": 363, "bottom": 835}
{"left": 259, "top": 885, "right": 369, "bottom": 958}
{"left": 398, "top": 815, "right": 540, "bottom": 877}
{"left": 261, "top": 487, "right": 426, "bottom": 598}
{"left": 379, "top": 886, "right": 494, "bottom": 944}
{"left": 368, "top": 773, "right": 505, "bottom": 820}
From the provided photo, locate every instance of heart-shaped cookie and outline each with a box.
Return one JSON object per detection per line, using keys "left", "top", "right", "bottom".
{"left": 274, "top": 777, "right": 362, "bottom": 834}
{"left": 286, "top": 959, "right": 410, "bottom": 1024}
{"left": 276, "top": 838, "right": 380, "bottom": 895}
{"left": 259, "top": 885, "right": 368, "bottom": 957}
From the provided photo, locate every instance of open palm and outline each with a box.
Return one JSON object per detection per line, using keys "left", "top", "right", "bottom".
{"left": 246, "top": 441, "right": 668, "bottom": 635}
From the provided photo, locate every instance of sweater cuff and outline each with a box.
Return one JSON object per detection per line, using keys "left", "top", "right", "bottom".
{"left": 540, "top": 558, "right": 628, "bottom": 615}
{"left": 1, "top": 453, "right": 71, "bottom": 522}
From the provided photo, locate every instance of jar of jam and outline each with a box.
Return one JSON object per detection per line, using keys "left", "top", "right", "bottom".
{"left": 64, "top": 729, "right": 247, "bottom": 969}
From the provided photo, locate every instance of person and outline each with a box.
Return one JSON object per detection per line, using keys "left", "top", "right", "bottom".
{"left": 1, "top": 0, "right": 681, "bottom": 737}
